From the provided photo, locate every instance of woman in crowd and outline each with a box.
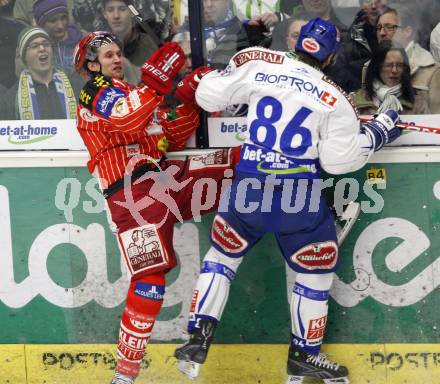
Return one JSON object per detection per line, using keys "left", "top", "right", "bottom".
{"left": 352, "top": 41, "right": 430, "bottom": 115}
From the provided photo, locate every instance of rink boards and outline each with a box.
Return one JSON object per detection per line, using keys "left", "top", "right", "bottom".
{"left": 1, "top": 344, "right": 440, "bottom": 384}
{"left": 1, "top": 148, "right": 440, "bottom": 383}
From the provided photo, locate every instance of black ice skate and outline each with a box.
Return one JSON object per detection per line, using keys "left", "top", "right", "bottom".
{"left": 174, "top": 318, "right": 217, "bottom": 379}
{"left": 286, "top": 345, "right": 349, "bottom": 384}
{"left": 110, "top": 372, "right": 135, "bottom": 384}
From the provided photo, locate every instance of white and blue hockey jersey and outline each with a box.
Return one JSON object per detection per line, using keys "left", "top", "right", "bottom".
{"left": 196, "top": 47, "right": 375, "bottom": 179}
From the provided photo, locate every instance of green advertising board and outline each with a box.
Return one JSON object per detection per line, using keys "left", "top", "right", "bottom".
{"left": 1, "top": 155, "right": 440, "bottom": 383}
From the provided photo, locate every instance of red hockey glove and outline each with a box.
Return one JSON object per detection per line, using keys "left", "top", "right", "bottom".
{"left": 175, "top": 66, "right": 213, "bottom": 104}
{"left": 141, "top": 42, "right": 185, "bottom": 95}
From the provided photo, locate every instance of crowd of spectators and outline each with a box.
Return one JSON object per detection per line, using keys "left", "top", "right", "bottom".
{"left": 0, "top": 0, "right": 439, "bottom": 121}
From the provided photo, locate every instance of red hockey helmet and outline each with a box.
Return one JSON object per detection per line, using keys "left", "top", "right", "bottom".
{"left": 73, "top": 31, "right": 122, "bottom": 78}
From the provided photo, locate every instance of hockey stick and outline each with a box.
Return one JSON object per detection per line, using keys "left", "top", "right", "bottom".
{"left": 125, "top": 0, "right": 161, "bottom": 46}
{"left": 360, "top": 117, "right": 440, "bottom": 134}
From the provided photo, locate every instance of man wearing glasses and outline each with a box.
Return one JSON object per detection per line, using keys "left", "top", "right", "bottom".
{"left": 0, "top": 27, "right": 82, "bottom": 120}
{"left": 326, "top": 0, "right": 388, "bottom": 93}
{"left": 376, "top": 5, "right": 440, "bottom": 113}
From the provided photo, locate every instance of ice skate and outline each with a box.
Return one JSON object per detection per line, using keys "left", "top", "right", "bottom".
{"left": 286, "top": 346, "right": 349, "bottom": 384}
{"left": 174, "top": 318, "right": 217, "bottom": 379}
{"left": 335, "top": 202, "right": 360, "bottom": 245}
{"left": 110, "top": 372, "right": 135, "bottom": 384}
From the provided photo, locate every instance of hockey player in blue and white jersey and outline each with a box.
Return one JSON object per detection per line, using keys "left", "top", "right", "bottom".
{"left": 174, "top": 18, "right": 401, "bottom": 384}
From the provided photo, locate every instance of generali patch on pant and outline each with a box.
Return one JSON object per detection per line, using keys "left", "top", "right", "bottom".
{"left": 291, "top": 241, "right": 338, "bottom": 270}
{"left": 118, "top": 224, "right": 169, "bottom": 276}
{"left": 189, "top": 148, "right": 231, "bottom": 171}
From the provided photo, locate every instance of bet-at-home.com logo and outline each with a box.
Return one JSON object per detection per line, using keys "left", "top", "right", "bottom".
{"left": 0, "top": 124, "right": 58, "bottom": 144}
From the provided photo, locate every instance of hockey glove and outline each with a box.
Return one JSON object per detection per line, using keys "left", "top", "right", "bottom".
{"left": 141, "top": 42, "right": 185, "bottom": 95}
{"left": 362, "top": 109, "right": 401, "bottom": 151}
{"left": 175, "top": 66, "right": 213, "bottom": 104}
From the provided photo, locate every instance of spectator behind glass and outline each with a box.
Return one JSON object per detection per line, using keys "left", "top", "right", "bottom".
{"left": 286, "top": 13, "right": 309, "bottom": 50}
{"left": 72, "top": 0, "right": 168, "bottom": 39}
{"left": 329, "top": 0, "right": 388, "bottom": 93}
{"left": 0, "top": 0, "right": 14, "bottom": 15}
{"left": 172, "top": 31, "right": 192, "bottom": 76}
{"left": 72, "top": 0, "right": 106, "bottom": 32}
{"left": 376, "top": 6, "right": 440, "bottom": 113}
{"left": 165, "top": 31, "right": 192, "bottom": 107}
{"left": 352, "top": 41, "right": 430, "bottom": 115}
{"left": 0, "top": 27, "right": 81, "bottom": 120}
{"left": 269, "top": 10, "right": 312, "bottom": 51}
{"left": 297, "top": 0, "right": 347, "bottom": 33}
{"left": 203, "top": 0, "right": 251, "bottom": 69}
{"left": 32, "top": 0, "right": 83, "bottom": 74}
{"left": 431, "top": 22, "right": 440, "bottom": 62}
{"left": 0, "top": 4, "right": 26, "bottom": 89}
{"left": 13, "top": 0, "right": 74, "bottom": 25}
{"left": 103, "top": 0, "right": 158, "bottom": 67}
{"left": 235, "top": 0, "right": 290, "bottom": 31}
{"left": 388, "top": 0, "right": 440, "bottom": 51}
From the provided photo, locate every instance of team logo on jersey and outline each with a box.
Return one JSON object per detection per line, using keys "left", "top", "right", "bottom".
{"left": 79, "top": 107, "right": 99, "bottom": 122}
{"left": 301, "top": 38, "right": 320, "bottom": 54}
{"left": 320, "top": 91, "right": 338, "bottom": 107}
{"left": 211, "top": 215, "right": 248, "bottom": 254}
{"left": 96, "top": 88, "right": 126, "bottom": 117}
{"left": 291, "top": 241, "right": 338, "bottom": 270}
{"left": 233, "top": 49, "right": 284, "bottom": 67}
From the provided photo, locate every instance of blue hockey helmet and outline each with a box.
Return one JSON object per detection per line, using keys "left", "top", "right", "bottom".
{"left": 295, "top": 17, "right": 341, "bottom": 62}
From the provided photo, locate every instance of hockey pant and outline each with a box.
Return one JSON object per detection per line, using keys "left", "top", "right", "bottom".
{"left": 106, "top": 147, "right": 241, "bottom": 279}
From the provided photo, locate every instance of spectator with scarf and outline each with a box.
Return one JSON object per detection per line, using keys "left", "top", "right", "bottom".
{"left": 352, "top": 41, "right": 429, "bottom": 115}
{"left": 0, "top": 27, "right": 81, "bottom": 120}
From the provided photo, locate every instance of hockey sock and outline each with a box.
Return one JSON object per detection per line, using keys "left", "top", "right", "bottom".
{"left": 116, "top": 272, "right": 165, "bottom": 377}
{"left": 188, "top": 246, "right": 242, "bottom": 332}
{"left": 290, "top": 272, "right": 334, "bottom": 355}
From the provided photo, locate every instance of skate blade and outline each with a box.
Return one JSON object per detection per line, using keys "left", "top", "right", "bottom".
{"left": 341, "top": 202, "right": 360, "bottom": 221}
{"left": 337, "top": 202, "right": 361, "bottom": 245}
{"left": 176, "top": 359, "right": 201, "bottom": 380}
{"left": 286, "top": 375, "right": 304, "bottom": 384}
{"left": 323, "top": 377, "right": 349, "bottom": 384}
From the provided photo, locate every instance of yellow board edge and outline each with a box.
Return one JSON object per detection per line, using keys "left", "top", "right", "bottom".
{"left": 1, "top": 344, "right": 439, "bottom": 384}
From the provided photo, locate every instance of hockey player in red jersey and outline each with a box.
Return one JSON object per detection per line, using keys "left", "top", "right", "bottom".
{"left": 73, "top": 31, "right": 239, "bottom": 384}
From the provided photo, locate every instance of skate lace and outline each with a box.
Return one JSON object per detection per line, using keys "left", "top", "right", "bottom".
{"left": 112, "top": 372, "right": 135, "bottom": 384}
{"left": 306, "top": 353, "right": 340, "bottom": 371}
